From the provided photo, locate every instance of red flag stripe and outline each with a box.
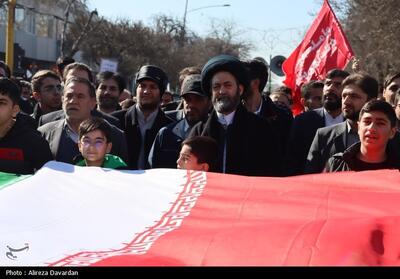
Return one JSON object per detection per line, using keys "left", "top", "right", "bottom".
{"left": 93, "top": 170, "right": 400, "bottom": 266}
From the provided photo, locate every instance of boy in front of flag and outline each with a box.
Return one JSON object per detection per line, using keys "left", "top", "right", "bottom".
{"left": 75, "top": 117, "right": 127, "bottom": 169}
{"left": 0, "top": 77, "right": 53, "bottom": 174}
{"left": 177, "top": 136, "right": 217, "bottom": 172}
{"left": 325, "top": 100, "right": 399, "bottom": 172}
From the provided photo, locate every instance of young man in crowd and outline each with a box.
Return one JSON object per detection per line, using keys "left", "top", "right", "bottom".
{"left": 31, "top": 70, "right": 62, "bottom": 124}
{"left": 382, "top": 72, "right": 400, "bottom": 106}
{"left": 305, "top": 73, "right": 379, "bottom": 174}
{"left": 0, "top": 78, "right": 53, "bottom": 174}
{"left": 395, "top": 91, "right": 400, "bottom": 130}
{"left": 325, "top": 100, "right": 399, "bottom": 172}
{"left": 284, "top": 69, "right": 350, "bottom": 176}
{"left": 96, "top": 71, "right": 126, "bottom": 114}
{"left": 242, "top": 59, "right": 293, "bottom": 155}
{"left": 300, "top": 80, "right": 324, "bottom": 112}
{"left": 112, "top": 65, "right": 173, "bottom": 169}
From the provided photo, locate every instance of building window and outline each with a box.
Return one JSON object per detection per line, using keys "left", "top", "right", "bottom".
{"left": 36, "top": 14, "right": 49, "bottom": 37}
{"left": 0, "top": 6, "right": 7, "bottom": 26}
{"left": 25, "top": 9, "right": 35, "bottom": 34}
{"left": 47, "top": 18, "right": 54, "bottom": 38}
{"left": 15, "top": 7, "right": 25, "bottom": 30}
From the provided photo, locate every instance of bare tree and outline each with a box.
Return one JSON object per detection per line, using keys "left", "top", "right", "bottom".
{"left": 60, "top": 0, "right": 76, "bottom": 57}
{"left": 330, "top": 0, "right": 400, "bottom": 83}
{"left": 64, "top": 13, "right": 252, "bottom": 90}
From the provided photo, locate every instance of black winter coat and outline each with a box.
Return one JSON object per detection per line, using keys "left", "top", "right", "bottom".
{"left": 325, "top": 142, "right": 400, "bottom": 172}
{"left": 113, "top": 106, "right": 173, "bottom": 169}
{"left": 0, "top": 119, "right": 53, "bottom": 174}
{"left": 189, "top": 105, "right": 282, "bottom": 177}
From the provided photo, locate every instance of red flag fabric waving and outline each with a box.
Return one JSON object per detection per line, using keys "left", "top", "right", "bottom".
{"left": 283, "top": 0, "right": 354, "bottom": 116}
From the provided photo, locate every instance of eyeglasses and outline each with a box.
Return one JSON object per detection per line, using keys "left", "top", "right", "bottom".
{"left": 80, "top": 138, "right": 107, "bottom": 149}
{"left": 42, "top": 84, "right": 62, "bottom": 94}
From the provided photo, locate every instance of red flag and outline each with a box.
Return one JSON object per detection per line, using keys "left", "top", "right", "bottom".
{"left": 283, "top": 0, "right": 354, "bottom": 116}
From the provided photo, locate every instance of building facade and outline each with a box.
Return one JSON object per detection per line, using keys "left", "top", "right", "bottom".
{"left": 0, "top": 0, "right": 81, "bottom": 76}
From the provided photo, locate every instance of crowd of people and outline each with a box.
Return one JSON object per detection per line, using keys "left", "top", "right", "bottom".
{"left": 0, "top": 54, "right": 399, "bottom": 176}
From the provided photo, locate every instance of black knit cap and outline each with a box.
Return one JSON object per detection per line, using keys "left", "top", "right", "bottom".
{"left": 201, "top": 54, "right": 249, "bottom": 95}
{"left": 135, "top": 65, "right": 168, "bottom": 95}
{"left": 181, "top": 74, "right": 209, "bottom": 98}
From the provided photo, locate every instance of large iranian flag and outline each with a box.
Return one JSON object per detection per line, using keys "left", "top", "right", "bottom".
{"left": 1, "top": 161, "right": 400, "bottom": 266}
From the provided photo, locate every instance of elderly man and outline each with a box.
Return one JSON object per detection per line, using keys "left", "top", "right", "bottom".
{"left": 38, "top": 77, "right": 128, "bottom": 164}
{"left": 189, "top": 55, "right": 281, "bottom": 176}
{"left": 38, "top": 63, "right": 121, "bottom": 128}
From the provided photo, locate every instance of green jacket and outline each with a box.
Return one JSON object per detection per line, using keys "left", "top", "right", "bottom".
{"left": 75, "top": 154, "right": 128, "bottom": 169}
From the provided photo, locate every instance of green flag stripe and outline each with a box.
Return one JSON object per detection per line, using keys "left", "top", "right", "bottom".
{"left": 0, "top": 172, "right": 31, "bottom": 191}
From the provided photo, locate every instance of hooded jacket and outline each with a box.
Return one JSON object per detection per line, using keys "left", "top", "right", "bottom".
{"left": 0, "top": 118, "right": 53, "bottom": 174}
{"left": 325, "top": 142, "right": 400, "bottom": 172}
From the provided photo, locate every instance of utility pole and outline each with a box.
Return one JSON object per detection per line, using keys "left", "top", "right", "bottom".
{"left": 180, "top": 0, "right": 188, "bottom": 46}
{"left": 6, "top": 0, "right": 17, "bottom": 72}
{"left": 268, "top": 54, "right": 272, "bottom": 93}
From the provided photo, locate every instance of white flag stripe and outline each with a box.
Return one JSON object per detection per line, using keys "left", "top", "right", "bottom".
{"left": 0, "top": 162, "right": 207, "bottom": 266}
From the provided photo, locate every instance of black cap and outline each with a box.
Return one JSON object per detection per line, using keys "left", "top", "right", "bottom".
{"left": 135, "top": 65, "right": 168, "bottom": 95}
{"left": 201, "top": 54, "right": 249, "bottom": 95}
{"left": 181, "top": 74, "right": 209, "bottom": 98}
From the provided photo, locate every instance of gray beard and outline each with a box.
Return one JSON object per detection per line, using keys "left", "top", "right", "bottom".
{"left": 213, "top": 94, "right": 241, "bottom": 114}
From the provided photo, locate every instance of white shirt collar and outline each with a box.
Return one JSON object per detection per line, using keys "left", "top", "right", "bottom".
{"left": 216, "top": 110, "right": 236, "bottom": 126}
{"left": 63, "top": 120, "right": 79, "bottom": 143}
{"left": 254, "top": 100, "right": 263, "bottom": 115}
{"left": 136, "top": 104, "right": 158, "bottom": 126}
{"left": 323, "top": 108, "right": 344, "bottom": 127}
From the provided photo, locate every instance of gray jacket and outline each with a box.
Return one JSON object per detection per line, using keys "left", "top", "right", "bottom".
{"left": 305, "top": 121, "right": 354, "bottom": 174}
{"left": 38, "top": 120, "right": 128, "bottom": 164}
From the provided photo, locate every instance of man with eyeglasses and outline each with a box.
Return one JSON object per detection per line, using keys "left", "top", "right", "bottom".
{"left": 38, "top": 77, "right": 128, "bottom": 165}
{"left": 31, "top": 70, "right": 62, "bottom": 125}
